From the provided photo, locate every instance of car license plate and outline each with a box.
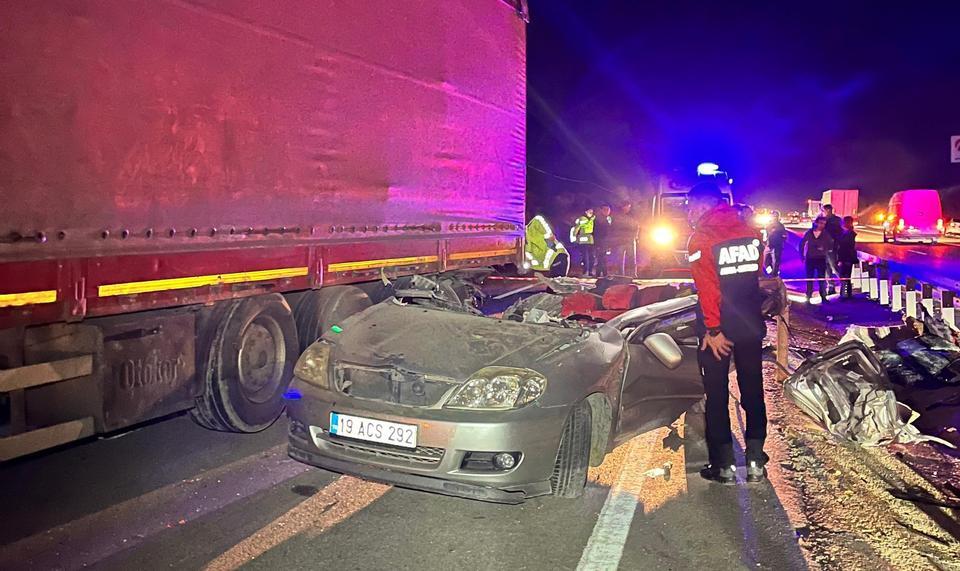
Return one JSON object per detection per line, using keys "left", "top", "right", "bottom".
{"left": 329, "top": 412, "right": 418, "bottom": 449}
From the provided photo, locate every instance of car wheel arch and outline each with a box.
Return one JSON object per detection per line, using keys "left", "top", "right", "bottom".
{"left": 585, "top": 393, "right": 613, "bottom": 467}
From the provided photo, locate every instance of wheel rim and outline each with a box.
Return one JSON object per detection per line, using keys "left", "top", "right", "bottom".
{"left": 236, "top": 315, "right": 287, "bottom": 404}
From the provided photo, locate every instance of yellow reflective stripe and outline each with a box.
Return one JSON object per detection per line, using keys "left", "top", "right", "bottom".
{"left": 0, "top": 290, "right": 58, "bottom": 308}
{"left": 327, "top": 255, "right": 439, "bottom": 272}
{"left": 98, "top": 267, "right": 309, "bottom": 297}
{"left": 448, "top": 248, "right": 517, "bottom": 261}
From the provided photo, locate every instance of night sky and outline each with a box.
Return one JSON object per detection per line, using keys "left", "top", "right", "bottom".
{"left": 526, "top": 0, "right": 960, "bottom": 217}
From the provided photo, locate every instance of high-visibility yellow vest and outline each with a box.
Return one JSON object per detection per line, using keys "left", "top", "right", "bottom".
{"left": 525, "top": 215, "right": 567, "bottom": 271}
{"left": 570, "top": 215, "right": 595, "bottom": 245}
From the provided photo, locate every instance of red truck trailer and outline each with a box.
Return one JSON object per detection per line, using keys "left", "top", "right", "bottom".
{"left": 0, "top": 0, "right": 529, "bottom": 460}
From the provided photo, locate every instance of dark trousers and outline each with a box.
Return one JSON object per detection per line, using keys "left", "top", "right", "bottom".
{"left": 593, "top": 242, "right": 608, "bottom": 277}
{"left": 838, "top": 260, "right": 855, "bottom": 298}
{"left": 613, "top": 241, "right": 637, "bottom": 277}
{"left": 805, "top": 257, "right": 828, "bottom": 299}
{"left": 699, "top": 336, "right": 768, "bottom": 467}
{"left": 766, "top": 246, "right": 783, "bottom": 277}
{"left": 578, "top": 243, "right": 595, "bottom": 275}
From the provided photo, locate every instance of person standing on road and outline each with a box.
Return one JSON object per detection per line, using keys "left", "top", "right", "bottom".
{"left": 764, "top": 211, "right": 788, "bottom": 277}
{"left": 612, "top": 202, "right": 639, "bottom": 277}
{"left": 837, "top": 216, "right": 858, "bottom": 299}
{"left": 686, "top": 182, "right": 769, "bottom": 485}
{"left": 570, "top": 207, "right": 596, "bottom": 276}
{"left": 593, "top": 204, "right": 613, "bottom": 277}
{"left": 821, "top": 204, "right": 843, "bottom": 293}
{"left": 799, "top": 216, "right": 834, "bottom": 303}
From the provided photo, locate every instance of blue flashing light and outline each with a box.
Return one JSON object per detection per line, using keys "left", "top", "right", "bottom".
{"left": 283, "top": 388, "right": 302, "bottom": 400}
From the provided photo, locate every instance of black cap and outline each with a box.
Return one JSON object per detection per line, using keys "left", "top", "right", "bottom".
{"left": 688, "top": 182, "right": 724, "bottom": 203}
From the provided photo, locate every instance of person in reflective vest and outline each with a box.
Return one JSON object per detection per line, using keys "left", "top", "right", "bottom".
{"left": 525, "top": 215, "right": 569, "bottom": 275}
{"left": 686, "top": 182, "right": 768, "bottom": 485}
{"left": 569, "top": 208, "right": 596, "bottom": 276}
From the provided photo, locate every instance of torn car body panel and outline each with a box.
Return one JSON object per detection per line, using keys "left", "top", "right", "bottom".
{"left": 784, "top": 341, "right": 951, "bottom": 447}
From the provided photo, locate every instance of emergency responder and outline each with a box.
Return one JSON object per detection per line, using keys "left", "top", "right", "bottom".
{"left": 764, "top": 210, "right": 788, "bottom": 277}
{"left": 686, "top": 182, "right": 768, "bottom": 484}
{"left": 524, "top": 215, "right": 569, "bottom": 276}
{"left": 593, "top": 204, "right": 613, "bottom": 277}
{"left": 570, "top": 207, "right": 596, "bottom": 276}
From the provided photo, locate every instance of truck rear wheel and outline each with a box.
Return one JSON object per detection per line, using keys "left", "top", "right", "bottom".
{"left": 293, "top": 286, "right": 372, "bottom": 352}
{"left": 192, "top": 294, "right": 298, "bottom": 432}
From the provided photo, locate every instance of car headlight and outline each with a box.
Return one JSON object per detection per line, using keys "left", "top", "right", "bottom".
{"left": 444, "top": 367, "right": 546, "bottom": 410}
{"left": 651, "top": 225, "right": 676, "bottom": 247}
{"left": 294, "top": 342, "right": 332, "bottom": 388}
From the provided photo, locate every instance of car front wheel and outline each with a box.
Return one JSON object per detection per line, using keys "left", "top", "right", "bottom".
{"left": 551, "top": 400, "right": 592, "bottom": 498}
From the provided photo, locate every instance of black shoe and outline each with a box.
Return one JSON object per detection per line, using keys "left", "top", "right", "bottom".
{"left": 700, "top": 464, "right": 736, "bottom": 485}
{"left": 746, "top": 460, "right": 767, "bottom": 483}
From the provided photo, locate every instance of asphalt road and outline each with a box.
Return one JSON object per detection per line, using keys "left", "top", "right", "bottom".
{"left": 0, "top": 407, "right": 808, "bottom": 570}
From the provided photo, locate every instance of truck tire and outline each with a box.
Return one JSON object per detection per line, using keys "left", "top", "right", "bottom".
{"left": 191, "top": 294, "right": 298, "bottom": 432}
{"left": 293, "top": 286, "right": 371, "bottom": 353}
{"left": 551, "top": 400, "right": 592, "bottom": 498}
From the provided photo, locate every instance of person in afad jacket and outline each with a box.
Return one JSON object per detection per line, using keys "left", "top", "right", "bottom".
{"left": 686, "top": 182, "right": 769, "bottom": 485}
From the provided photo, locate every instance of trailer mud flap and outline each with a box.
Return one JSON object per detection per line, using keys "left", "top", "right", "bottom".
{"left": 100, "top": 312, "right": 197, "bottom": 431}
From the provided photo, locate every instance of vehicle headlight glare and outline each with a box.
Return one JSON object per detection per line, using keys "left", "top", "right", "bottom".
{"left": 445, "top": 367, "right": 546, "bottom": 410}
{"left": 294, "top": 342, "right": 331, "bottom": 388}
{"left": 651, "top": 225, "right": 676, "bottom": 247}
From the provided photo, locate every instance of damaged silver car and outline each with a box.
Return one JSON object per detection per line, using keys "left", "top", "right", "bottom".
{"left": 285, "top": 281, "right": 705, "bottom": 503}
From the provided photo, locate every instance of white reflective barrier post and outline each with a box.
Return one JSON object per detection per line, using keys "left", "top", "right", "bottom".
{"left": 851, "top": 264, "right": 862, "bottom": 291}
{"left": 861, "top": 263, "right": 871, "bottom": 291}
{"left": 869, "top": 274, "right": 880, "bottom": 300}
{"left": 921, "top": 284, "right": 935, "bottom": 318}
{"left": 905, "top": 278, "right": 919, "bottom": 319}
{"left": 943, "top": 292, "right": 957, "bottom": 331}
{"left": 891, "top": 273, "right": 904, "bottom": 312}
{"left": 880, "top": 278, "right": 890, "bottom": 305}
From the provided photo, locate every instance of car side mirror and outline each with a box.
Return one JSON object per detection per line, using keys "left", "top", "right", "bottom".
{"left": 644, "top": 332, "right": 684, "bottom": 370}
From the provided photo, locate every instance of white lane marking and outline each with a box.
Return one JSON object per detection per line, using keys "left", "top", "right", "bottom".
{"left": 204, "top": 476, "right": 390, "bottom": 571}
{"left": 577, "top": 429, "right": 662, "bottom": 571}
{"left": 906, "top": 249, "right": 930, "bottom": 256}
{"left": 0, "top": 445, "right": 310, "bottom": 571}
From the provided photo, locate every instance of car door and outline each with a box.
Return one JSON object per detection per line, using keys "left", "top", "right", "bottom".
{"left": 615, "top": 306, "right": 704, "bottom": 441}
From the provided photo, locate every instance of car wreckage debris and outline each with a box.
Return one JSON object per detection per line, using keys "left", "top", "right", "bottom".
{"left": 783, "top": 341, "right": 954, "bottom": 448}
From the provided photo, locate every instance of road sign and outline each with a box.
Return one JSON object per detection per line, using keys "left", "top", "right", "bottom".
{"left": 952, "top": 135, "right": 960, "bottom": 163}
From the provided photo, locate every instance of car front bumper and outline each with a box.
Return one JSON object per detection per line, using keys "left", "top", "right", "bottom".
{"left": 285, "top": 380, "right": 572, "bottom": 503}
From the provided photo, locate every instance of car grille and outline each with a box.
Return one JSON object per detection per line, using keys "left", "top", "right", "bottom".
{"left": 334, "top": 364, "right": 456, "bottom": 407}
{"left": 318, "top": 433, "right": 445, "bottom": 466}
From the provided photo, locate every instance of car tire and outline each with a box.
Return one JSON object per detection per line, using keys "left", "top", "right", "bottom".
{"left": 551, "top": 400, "right": 592, "bottom": 498}
{"left": 293, "top": 286, "right": 371, "bottom": 353}
{"left": 191, "top": 294, "right": 298, "bottom": 432}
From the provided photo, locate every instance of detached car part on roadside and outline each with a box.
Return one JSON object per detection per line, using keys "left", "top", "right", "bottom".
{"left": 286, "top": 292, "right": 705, "bottom": 503}
{"left": 783, "top": 341, "right": 954, "bottom": 448}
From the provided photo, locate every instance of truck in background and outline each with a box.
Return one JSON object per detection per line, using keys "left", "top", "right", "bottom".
{"left": 821, "top": 189, "right": 860, "bottom": 219}
{"left": 643, "top": 168, "right": 734, "bottom": 276}
{"left": 0, "top": 0, "right": 529, "bottom": 460}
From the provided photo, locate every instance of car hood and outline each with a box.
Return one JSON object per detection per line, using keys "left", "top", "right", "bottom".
{"left": 325, "top": 301, "right": 621, "bottom": 382}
